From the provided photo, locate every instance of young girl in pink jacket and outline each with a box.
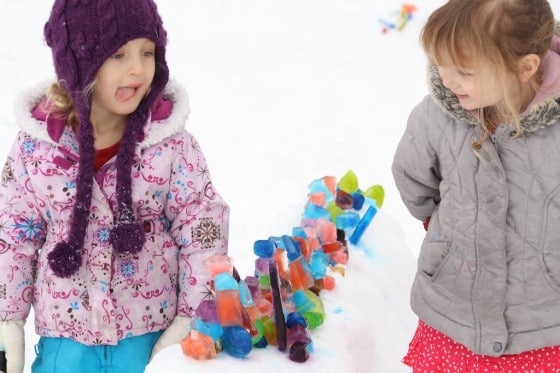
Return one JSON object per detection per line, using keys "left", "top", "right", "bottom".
{"left": 0, "top": 1, "right": 229, "bottom": 372}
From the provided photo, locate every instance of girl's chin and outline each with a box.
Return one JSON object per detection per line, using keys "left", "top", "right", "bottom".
{"left": 457, "top": 97, "right": 478, "bottom": 110}
{"left": 109, "top": 105, "right": 140, "bottom": 117}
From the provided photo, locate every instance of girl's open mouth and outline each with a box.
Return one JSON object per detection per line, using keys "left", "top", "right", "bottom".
{"left": 116, "top": 86, "right": 140, "bottom": 101}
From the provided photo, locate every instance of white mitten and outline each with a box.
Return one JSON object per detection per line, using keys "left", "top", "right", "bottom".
{"left": 0, "top": 320, "right": 25, "bottom": 373}
{"left": 149, "top": 316, "right": 191, "bottom": 361}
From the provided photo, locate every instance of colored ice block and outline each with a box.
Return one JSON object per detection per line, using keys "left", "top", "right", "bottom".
{"left": 335, "top": 211, "right": 360, "bottom": 230}
{"left": 309, "top": 192, "right": 327, "bottom": 207}
{"left": 293, "top": 290, "right": 325, "bottom": 330}
{"left": 303, "top": 202, "right": 331, "bottom": 220}
{"left": 351, "top": 191, "right": 365, "bottom": 210}
{"left": 191, "top": 317, "right": 223, "bottom": 342}
{"left": 335, "top": 189, "right": 353, "bottom": 210}
{"left": 289, "top": 341, "right": 309, "bottom": 363}
{"left": 214, "top": 273, "right": 243, "bottom": 326}
{"left": 309, "top": 250, "right": 330, "bottom": 279}
{"left": 269, "top": 259, "right": 287, "bottom": 351}
{"left": 322, "top": 240, "right": 344, "bottom": 254}
{"left": 293, "top": 236, "right": 310, "bottom": 261}
{"left": 292, "top": 227, "right": 307, "bottom": 239}
{"left": 273, "top": 249, "right": 290, "bottom": 281}
{"left": 316, "top": 218, "right": 337, "bottom": 244}
{"left": 245, "top": 276, "right": 261, "bottom": 301}
{"left": 337, "top": 170, "right": 359, "bottom": 193}
{"left": 255, "top": 257, "right": 269, "bottom": 277}
{"left": 286, "top": 312, "right": 312, "bottom": 363}
{"left": 289, "top": 256, "right": 314, "bottom": 291}
{"left": 238, "top": 280, "right": 254, "bottom": 307}
{"left": 251, "top": 317, "right": 266, "bottom": 346}
{"left": 326, "top": 200, "right": 343, "bottom": 221}
{"left": 214, "top": 272, "right": 239, "bottom": 291}
{"left": 261, "top": 316, "right": 277, "bottom": 346}
{"left": 349, "top": 204, "right": 378, "bottom": 245}
{"left": 203, "top": 254, "right": 233, "bottom": 279}
{"left": 195, "top": 299, "right": 219, "bottom": 323}
{"left": 181, "top": 330, "right": 217, "bottom": 360}
{"left": 321, "top": 176, "right": 337, "bottom": 197}
{"left": 222, "top": 326, "right": 252, "bottom": 358}
{"left": 364, "top": 184, "right": 385, "bottom": 208}
{"left": 322, "top": 275, "right": 336, "bottom": 290}
{"left": 308, "top": 178, "right": 329, "bottom": 195}
{"left": 253, "top": 239, "right": 275, "bottom": 258}
{"left": 216, "top": 289, "right": 243, "bottom": 326}
{"left": 282, "top": 235, "right": 302, "bottom": 262}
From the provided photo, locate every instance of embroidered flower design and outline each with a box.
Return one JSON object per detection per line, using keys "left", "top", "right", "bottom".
{"left": 80, "top": 290, "right": 89, "bottom": 309}
{"left": 22, "top": 139, "right": 37, "bottom": 154}
{"left": 1, "top": 158, "right": 14, "bottom": 187}
{"left": 96, "top": 227, "right": 111, "bottom": 245}
{"left": 13, "top": 215, "right": 44, "bottom": 242}
{"left": 120, "top": 257, "right": 138, "bottom": 279}
{"left": 191, "top": 218, "right": 220, "bottom": 249}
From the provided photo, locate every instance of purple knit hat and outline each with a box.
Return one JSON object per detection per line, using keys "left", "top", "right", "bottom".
{"left": 44, "top": 0, "right": 169, "bottom": 278}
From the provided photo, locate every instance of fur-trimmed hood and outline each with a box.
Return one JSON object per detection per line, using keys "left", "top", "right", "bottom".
{"left": 14, "top": 79, "right": 190, "bottom": 149}
{"left": 427, "top": 35, "right": 560, "bottom": 132}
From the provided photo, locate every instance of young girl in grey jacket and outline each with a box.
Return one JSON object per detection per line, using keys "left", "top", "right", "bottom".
{"left": 392, "top": 0, "right": 560, "bottom": 371}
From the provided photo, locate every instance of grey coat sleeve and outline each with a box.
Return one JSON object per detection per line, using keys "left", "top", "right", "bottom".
{"left": 392, "top": 96, "right": 442, "bottom": 221}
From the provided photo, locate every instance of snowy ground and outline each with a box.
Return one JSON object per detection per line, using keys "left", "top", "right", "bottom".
{"left": 2, "top": 1, "right": 560, "bottom": 372}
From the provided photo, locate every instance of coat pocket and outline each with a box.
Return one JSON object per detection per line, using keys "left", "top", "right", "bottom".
{"left": 541, "top": 195, "right": 560, "bottom": 289}
{"left": 418, "top": 240, "right": 451, "bottom": 279}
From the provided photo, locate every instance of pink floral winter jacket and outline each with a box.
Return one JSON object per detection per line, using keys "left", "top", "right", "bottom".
{"left": 0, "top": 80, "right": 229, "bottom": 345}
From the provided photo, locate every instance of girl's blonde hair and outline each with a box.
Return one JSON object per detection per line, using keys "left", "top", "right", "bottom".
{"left": 45, "top": 82, "right": 82, "bottom": 132}
{"left": 421, "top": 0, "right": 555, "bottom": 147}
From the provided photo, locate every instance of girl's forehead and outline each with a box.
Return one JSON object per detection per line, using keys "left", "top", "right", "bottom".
{"left": 432, "top": 41, "right": 494, "bottom": 71}
{"left": 432, "top": 49, "right": 473, "bottom": 69}
{"left": 119, "top": 37, "right": 156, "bottom": 48}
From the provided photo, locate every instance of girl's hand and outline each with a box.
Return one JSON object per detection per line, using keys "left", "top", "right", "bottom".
{"left": 149, "top": 316, "right": 191, "bottom": 361}
{"left": 0, "top": 320, "right": 25, "bottom": 373}
{"left": 423, "top": 216, "right": 431, "bottom": 231}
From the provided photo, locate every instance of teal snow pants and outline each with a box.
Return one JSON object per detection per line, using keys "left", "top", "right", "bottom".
{"left": 31, "top": 331, "right": 163, "bottom": 373}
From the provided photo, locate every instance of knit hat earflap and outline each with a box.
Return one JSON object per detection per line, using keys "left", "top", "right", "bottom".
{"left": 43, "top": 0, "right": 169, "bottom": 278}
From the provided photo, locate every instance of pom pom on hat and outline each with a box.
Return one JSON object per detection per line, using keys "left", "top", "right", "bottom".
{"left": 44, "top": 0, "right": 169, "bottom": 277}
{"left": 110, "top": 221, "right": 146, "bottom": 254}
{"left": 47, "top": 241, "right": 83, "bottom": 278}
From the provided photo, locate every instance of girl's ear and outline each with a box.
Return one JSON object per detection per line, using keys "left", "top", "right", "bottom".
{"left": 518, "top": 54, "right": 541, "bottom": 83}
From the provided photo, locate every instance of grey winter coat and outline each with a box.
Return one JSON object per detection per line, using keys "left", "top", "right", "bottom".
{"left": 392, "top": 36, "right": 560, "bottom": 356}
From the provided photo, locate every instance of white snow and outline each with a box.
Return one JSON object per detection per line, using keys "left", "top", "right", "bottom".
{"left": 2, "top": 1, "right": 559, "bottom": 372}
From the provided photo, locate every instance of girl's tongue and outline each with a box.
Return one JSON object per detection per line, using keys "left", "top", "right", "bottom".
{"left": 116, "top": 87, "right": 136, "bottom": 101}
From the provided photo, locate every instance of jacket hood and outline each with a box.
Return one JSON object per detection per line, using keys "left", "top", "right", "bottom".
{"left": 15, "top": 79, "right": 190, "bottom": 148}
{"left": 428, "top": 34, "right": 560, "bottom": 133}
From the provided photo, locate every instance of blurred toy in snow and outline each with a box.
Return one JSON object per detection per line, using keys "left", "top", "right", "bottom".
{"left": 379, "top": 3, "right": 418, "bottom": 34}
{"left": 180, "top": 171, "right": 384, "bottom": 362}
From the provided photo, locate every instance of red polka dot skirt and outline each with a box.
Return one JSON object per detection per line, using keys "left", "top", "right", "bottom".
{"left": 402, "top": 320, "right": 560, "bottom": 372}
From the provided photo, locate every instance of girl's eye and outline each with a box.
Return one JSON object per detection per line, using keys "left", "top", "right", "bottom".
{"left": 112, "top": 52, "right": 125, "bottom": 60}
{"left": 459, "top": 71, "right": 473, "bottom": 77}
{"left": 143, "top": 50, "right": 155, "bottom": 57}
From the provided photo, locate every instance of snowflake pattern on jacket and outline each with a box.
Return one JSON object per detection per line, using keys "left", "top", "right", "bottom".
{"left": 0, "top": 80, "right": 229, "bottom": 345}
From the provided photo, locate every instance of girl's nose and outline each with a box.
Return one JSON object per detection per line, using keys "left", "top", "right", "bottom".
{"left": 129, "top": 56, "right": 144, "bottom": 75}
